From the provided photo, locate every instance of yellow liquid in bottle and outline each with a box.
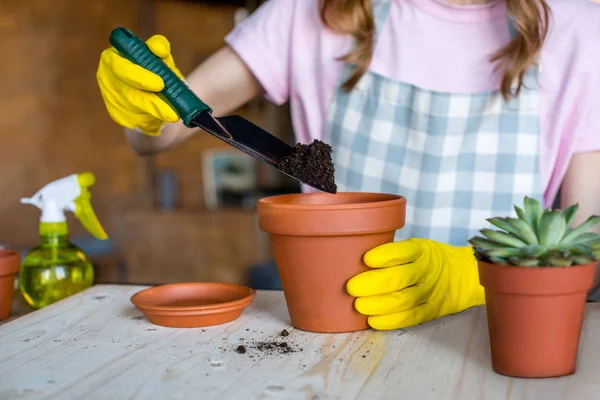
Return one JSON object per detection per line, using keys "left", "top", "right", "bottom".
{"left": 19, "top": 236, "right": 94, "bottom": 309}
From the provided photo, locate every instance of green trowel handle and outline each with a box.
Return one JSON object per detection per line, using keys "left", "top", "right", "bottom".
{"left": 109, "top": 26, "right": 211, "bottom": 126}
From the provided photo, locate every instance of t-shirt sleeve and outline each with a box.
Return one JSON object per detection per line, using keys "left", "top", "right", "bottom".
{"left": 573, "top": 70, "right": 600, "bottom": 153}
{"left": 573, "top": 87, "right": 600, "bottom": 152}
{"left": 571, "top": 2, "right": 600, "bottom": 154}
{"left": 225, "top": 0, "right": 295, "bottom": 105}
{"left": 573, "top": 123, "right": 600, "bottom": 153}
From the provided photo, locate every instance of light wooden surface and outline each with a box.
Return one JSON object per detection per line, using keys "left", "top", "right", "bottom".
{"left": 1, "top": 285, "right": 600, "bottom": 400}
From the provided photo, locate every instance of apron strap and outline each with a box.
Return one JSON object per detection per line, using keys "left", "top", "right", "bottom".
{"left": 372, "top": 0, "right": 393, "bottom": 42}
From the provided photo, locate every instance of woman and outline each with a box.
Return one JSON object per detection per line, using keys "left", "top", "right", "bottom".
{"left": 97, "top": 0, "right": 600, "bottom": 330}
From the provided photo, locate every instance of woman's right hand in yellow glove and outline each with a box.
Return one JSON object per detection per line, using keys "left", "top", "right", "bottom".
{"left": 97, "top": 35, "right": 183, "bottom": 136}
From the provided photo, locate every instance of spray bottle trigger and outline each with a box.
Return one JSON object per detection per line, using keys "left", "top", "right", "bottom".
{"left": 74, "top": 173, "right": 108, "bottom": 240}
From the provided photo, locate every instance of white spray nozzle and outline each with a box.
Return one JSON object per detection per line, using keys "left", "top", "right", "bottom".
{"left": 21, "top": 172, "right": 107, "bottom": 240}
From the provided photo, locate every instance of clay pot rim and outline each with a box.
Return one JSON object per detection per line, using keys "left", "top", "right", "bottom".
{"left": 257, "top": 192, "right": 406, "bottom": 210}
{"left": 0, "top": 249, "right": 20, "bottom": 276}
{"left": 130, "top": 282, "right": 256, "bottom": 313}
{"left": 477, "top": 259, "right": 596, "bottom": 295}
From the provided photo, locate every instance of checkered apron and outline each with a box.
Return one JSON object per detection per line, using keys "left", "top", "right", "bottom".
{"left": 323, "top": 0, "right": 543, "bottom": 246}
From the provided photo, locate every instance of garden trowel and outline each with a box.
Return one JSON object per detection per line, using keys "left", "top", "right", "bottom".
{"left": 109, "top": 26, "right": 335, "bottom": 194}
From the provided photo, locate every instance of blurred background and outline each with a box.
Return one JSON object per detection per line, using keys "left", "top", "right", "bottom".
{"left": 1, "top": 0, "right": 293, "bottom": 295}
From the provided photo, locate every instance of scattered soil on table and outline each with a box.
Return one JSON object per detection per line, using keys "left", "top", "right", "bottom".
{"left": 275, "top": 139, "right": 337, "bottom": 193}
{"left": 280, "top": 329, "right": 290, "bottom": 337}
{"left": 252, "top": 341, "right": 299, "bottom": 354}
{"left": 233, "top": 338, "right": 302, "bottom": 356}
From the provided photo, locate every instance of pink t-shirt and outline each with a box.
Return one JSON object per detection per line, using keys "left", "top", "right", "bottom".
{"left": 225, "top": 0, "right": 600, "bottom": 207}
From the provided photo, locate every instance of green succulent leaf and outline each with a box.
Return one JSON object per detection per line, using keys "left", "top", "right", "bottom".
{"left": 592, "top": 249, "right": 600, "bottom": 261}
{"left": 509, "top": 256, "right": 540, "bottom": 267}
{"left": 572, "top": 255, "right": 595, "bottom": 265}
{"left": 488, "top": 256, "right": 510, "bottom": 265}
{"left": 487, "top": 217, "right": 521, "bottom": 236}
{"left": 537, "top": 210, "right": 567, "bottom": 247}
{"left": 561, "top": 215, "right": 600, "bottom": 244}
{"left": 506, "top": 217, "right": 539, "bottom": 244}
{"left": 485, "top": 248, "right": 523, "bottom": 258}
{"left": 545, "top": 248, "right": 568, "bottom": 258}
{"left": 514, "top": 205, "right": 528, "bottom": 224}
{"left": 519, "top": 245, "right": 546, "bottom": 257}
{"left": 563, "top": 244, "right": 593, "bottom": 255}
{"left": 563, "top": 203, "right": 579, "bottom": 227}
{"left": 523, "top": 196, "right": 543, "bottom": 233}
{"left": 480, "top": 229, "right": 528, "bottom": 248}
{"left": 468, "top": 236, "right": 510, "bottom": 250}
{"left": 547, "top": 255, "right": 573, "bottom": 267}
{"left": 571, "top": 232, "right": 600, "bottom": 246}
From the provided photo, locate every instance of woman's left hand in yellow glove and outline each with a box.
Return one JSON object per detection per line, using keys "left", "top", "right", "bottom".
{"left": 346, "top": 238, "right": 485, "bottom": 330}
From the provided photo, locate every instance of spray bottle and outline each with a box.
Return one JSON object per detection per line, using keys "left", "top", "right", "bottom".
{"left": 19, "top": 172, "right": 108, "bottom": 309}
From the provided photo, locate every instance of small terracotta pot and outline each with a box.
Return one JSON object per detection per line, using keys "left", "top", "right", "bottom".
{"left": 478, "top": 260, "right": 596, "bottom": 378}
{"left": 0, "top": 249, "right": 20, "bottom": 321}
{"left": 257, "top": 192, "right": 406, "bottom": 333}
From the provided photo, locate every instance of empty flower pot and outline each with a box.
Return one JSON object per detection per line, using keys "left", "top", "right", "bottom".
{"left": 478, "top": 260, "right": 596, "bottom": 378}
{"left": 0, "top": 249, "right": 20, "bottom": 321}
{"left": 257, "top": 192, "right": 406, "bottom": 333}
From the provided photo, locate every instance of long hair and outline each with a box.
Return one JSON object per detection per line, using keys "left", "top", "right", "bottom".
{"left": 320, "top": 0, "right": 551, "bottom": 100}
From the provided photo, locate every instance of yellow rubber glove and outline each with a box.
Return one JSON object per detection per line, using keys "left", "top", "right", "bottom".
{"left": 97, "top": 34, "right": 183, "bottom": 136}
{"left": 347, "top": 238, "right": 485, "bottom": 330}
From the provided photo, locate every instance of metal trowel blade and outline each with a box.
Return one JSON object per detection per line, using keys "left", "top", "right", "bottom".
{"left": 189, "top": 112, "right": 335, "bottom": 193}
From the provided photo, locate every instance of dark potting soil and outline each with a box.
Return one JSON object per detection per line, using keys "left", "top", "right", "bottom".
{"left": 275, "top": 139, "right": 337, "bottom": 193}
{"left": 280, "top": 329, "right": 290, "bottom": 337}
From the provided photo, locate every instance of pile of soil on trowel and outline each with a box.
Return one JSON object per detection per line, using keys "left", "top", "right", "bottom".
{"left": 276, "top": 139, "right": 337, "bottom": 193}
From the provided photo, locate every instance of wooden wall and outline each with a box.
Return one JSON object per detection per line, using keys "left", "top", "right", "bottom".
{"left": 0, "top": 0, "right": 286, "bottom": 286}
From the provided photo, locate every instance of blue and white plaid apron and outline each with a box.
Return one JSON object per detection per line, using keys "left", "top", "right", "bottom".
{"left": 323, "top": 0, "right": 543, "bottom": 246}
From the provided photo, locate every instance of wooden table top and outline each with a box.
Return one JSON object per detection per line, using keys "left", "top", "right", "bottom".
{"left": 1, "top": 284, "right": 600, "bottom": 399}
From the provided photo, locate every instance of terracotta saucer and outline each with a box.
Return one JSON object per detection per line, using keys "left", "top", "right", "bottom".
{"left": 130, "top": 282, "right": 256, "bottom": 328}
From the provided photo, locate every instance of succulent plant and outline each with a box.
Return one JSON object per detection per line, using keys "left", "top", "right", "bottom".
{"left": 469, "top": 197, "right": 600, "bottom": 267}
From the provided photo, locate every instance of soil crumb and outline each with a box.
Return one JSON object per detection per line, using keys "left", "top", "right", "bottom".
{"left": 235, "top": 345, "right": 247, "bottom": 354}
{"left": 275, "top": 139, "right": 337, "bottom": 193}
{"left": 280, "top": 329, "right": 290, "bottom": 337}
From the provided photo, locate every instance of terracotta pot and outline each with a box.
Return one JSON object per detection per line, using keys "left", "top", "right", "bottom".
{"left": 478, "top": 260, "right": 596, "bottom": 378}
{"left": 0, "top": 249, "right": 20, "bottom": 321}
{"left": 257, "top": 192, "right": 406, "bottom": 333}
